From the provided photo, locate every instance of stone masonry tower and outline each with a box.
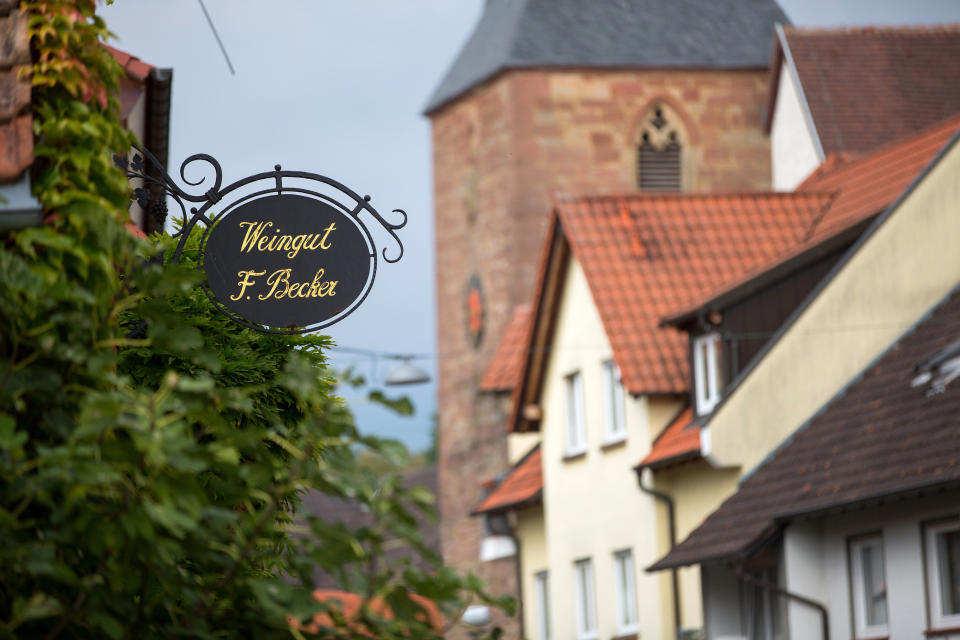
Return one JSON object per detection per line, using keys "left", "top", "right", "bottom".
{"left": 425, "top": 1, "right": 788, "bottom": 636}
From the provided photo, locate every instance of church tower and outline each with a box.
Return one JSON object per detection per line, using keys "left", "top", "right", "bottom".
{"left": 425, "top": 1, "right": 787, "bottom": 636}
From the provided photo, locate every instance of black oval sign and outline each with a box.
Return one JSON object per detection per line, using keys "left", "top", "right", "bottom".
{"left": 202, "top": 194, "right": 373, "bottom": 329}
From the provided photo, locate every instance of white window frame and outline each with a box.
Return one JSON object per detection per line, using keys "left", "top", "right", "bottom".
{"left": 564, "top": 371, "right": 587, "bottom": 456}
{"left": 849, "top": 535, "right": 889, "bottom": 639}
{"left": 602, "top": 359, "right": 626, "bottom": 444}
{"left": 573, "top": 558, "right": 597, "bottom": 640}
{"left": 925, "top": 519, "right": 960, "bottom": 630}
{"left": 534, "top": 570, "right": 551, "bottom": 640}
{"left": 693, "top": 332, "right": 721, "bottom": 414}
{"left": 613, "top": 549, "right": 638, "bottom": 635}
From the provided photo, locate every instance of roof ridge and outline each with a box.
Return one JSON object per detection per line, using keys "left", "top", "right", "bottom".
{"left": 800, "top": 113, "right": 960, "bottom": 189}
{"left": 784, "top": 23, "right": 960, "bottom": 36}
{"left": 556, "top": 191, "right": 832, "bottom": 205}
{"left": 798, "top": 190, "right": 841, "bottom": 243}
{"left": 650, "top": 405, "right": 691, "bottom": 447}
{"left": 424, "top": 0, "right": 789, "bottom": 114}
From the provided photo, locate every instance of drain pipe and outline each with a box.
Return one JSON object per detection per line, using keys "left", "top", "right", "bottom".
{"left": 506, "top": 521, "right": 525, "bottom": 640}
{"left": 487, "top": 511, "right": 525, "bottom": 640}
{"left": 736, "top": 568, "right": 830, "bottom": 640}
{"left": 635, "top": 467, "right": 681, "bottom": 640}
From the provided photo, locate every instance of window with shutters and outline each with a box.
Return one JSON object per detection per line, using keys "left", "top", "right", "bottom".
{"left": 637, "top": 104, "right": 683, "bottom": 192}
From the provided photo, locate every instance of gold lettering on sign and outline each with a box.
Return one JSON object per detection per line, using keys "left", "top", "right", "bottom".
{"left": 237, "top": 221, "right": 339, "bottom": 259}
{"left": 232, "top": 269, "right": 267, "bottom": 300}
{"left": 243, "top": 268, "right": 338, "bottom": 301}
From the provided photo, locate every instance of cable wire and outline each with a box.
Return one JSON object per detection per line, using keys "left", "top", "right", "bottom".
{"left": 198, "top": 0, "right": 236, "bottom": 75}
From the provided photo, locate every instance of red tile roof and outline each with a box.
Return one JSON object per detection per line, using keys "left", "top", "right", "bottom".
{"left": 777, "top": 25, "right": 960, "bottom": 155}
{"left": 663, "top": 114, "right": 960, "bottom": 325}
{"left": 799, "top": 114, "right": 960, "bottom": 239}
{"left": 290, "top": 589, "right": 443, "bottom": 635}
{"left": 103, "top": 43, "right": 156, "bottom": 81}
{"left": 556, "top": 192, "right": 831, "bottom": 395}
{"left": 103, "top": 44, "right": 157, "bottom": 122}
{"left": 653, "top": 287, "right": 960, "bottom": 570}
{"left": 480, "top": 304, "right": 532, "bottom": 392}
{"left": 473, "top": 445, "right": 542, "bottom": 514}
{"left": 637, "top": 407, "right": 699, "bottom": 470}
{"left": 663, "top": 116, "right": 960, "bottom": 324}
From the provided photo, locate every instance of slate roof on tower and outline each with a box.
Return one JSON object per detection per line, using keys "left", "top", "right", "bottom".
{"left": 425, "top": 0, "right": 789, "bottom": 114}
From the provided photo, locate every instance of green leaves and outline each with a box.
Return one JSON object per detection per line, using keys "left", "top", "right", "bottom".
{"left": 0, "top": 3, "right": 512, "bottom": 638}
{"left": 0, "top": 413, "right": 27, "bottom": 449}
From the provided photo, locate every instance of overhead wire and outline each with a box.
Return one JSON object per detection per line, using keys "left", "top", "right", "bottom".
{"left": 198, "top": 0, "right": 236, "bottom": 75}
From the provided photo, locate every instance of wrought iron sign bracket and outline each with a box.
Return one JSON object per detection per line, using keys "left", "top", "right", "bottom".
{"left": 117, "top": 146, "right": 406, "bottom": 334}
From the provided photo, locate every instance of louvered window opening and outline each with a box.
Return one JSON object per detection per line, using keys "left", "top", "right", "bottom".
{"left": 637, "top": 142, "right": 681, "bottom": 192}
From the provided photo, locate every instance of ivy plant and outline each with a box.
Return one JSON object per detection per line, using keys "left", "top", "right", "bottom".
{"left": 0, "top": 1, "right": 511, "bottom": 638}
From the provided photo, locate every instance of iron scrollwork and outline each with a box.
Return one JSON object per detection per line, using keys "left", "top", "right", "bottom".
{"left": 117, "top": 147, "right": 407, "bottom": 334}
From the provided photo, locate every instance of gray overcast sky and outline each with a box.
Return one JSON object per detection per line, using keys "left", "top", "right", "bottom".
{"left": 101, "top": 0, "right": 960, "bottom": 452}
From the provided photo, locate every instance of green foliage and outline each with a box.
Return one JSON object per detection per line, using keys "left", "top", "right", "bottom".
{"left": 0, "top": 2, "right": 512, "bottom": 638}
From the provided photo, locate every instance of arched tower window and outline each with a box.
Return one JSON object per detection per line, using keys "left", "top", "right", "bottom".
{"left": 637, "top": 104, "right": 683, "bottom": 192}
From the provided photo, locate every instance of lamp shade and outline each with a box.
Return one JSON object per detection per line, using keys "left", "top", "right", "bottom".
{"left": 384, "top": 359, "right": 430, "bottom": 386}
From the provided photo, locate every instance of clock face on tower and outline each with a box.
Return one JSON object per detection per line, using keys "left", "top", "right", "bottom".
{"left": 465, "top": 274, "right": 485, "bottom": 349}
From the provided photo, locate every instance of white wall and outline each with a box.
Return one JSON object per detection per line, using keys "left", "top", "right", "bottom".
{"left": 779, "top": 492, "right": 960, "bottom": 640}
{"left": 126, "top": 91, "right": 148, "bottom": 229}
{"left": 508, "top": 431, "right": 541, "bottom": 465}
{"left": 707, "top": 133, "right": 960, "bottom": 474}
{"left": 782, "top": 521, "right": 826, "bottom": 639}
{"left": 770, "top": 61, "right": 821, "bottom": 191}
{"left": 701, "top": 492, "right": 960, "bottom": 639}
{"left": 538, "top": 256, "right": 678, "bottom": 640}
{"left": 517, "top": 507, "right": 549, "bottom": 640}
{"left": 701, "top": 564, "right": 743, "bottom": 639}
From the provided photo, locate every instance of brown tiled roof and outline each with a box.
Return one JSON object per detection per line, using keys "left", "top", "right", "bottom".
{"left": 0, "top": 4, "right": 32, "bottom": 182}
{"left": 636, "top": 407, "right": 699, "bottom": 470}
{"left": 780, "top": 25, "right": 960, "bottom": 155}
{"left": 299, "top": 466, "right": 441, "bottom": 589}
{"left": 651, "top": 288, "right": 960, "bottom": 570}
{"left": 663, "top": 114, "right": 960, "bottom": 325}
{"left": 480, "top": 304, "right": 532, "bottom": 392}
{"left": 473, "top": 444, "right": 542, "bottom": 514}
{"left": 557, "top": 193, "right": 831, "bottom": 395}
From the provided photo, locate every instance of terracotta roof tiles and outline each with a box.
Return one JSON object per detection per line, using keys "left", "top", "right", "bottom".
{"left": 291, "top": 589, "right": 443, "bottom": 635}
{"left": 103, "top": 43, "right": 156, "bottom": 81}
{"left": 663, "top": 114, "right": 960, "bottom": 325}
{"left": 473, "top": 445, "right": 542, "bottom": 514}
{"left": 653, "top": 287, "right": 960, "bottom": 570}
{"left": 637, "top": 407, "right": 699, "bottom": 470}
{"left": 557, "top": 192, "right": 831, "bottom": 395}
{"left": 480, "top": 304, "right": 532, "bottom": 392}
{"left": 781, "top": 25, "right": 960, "bottom": 155}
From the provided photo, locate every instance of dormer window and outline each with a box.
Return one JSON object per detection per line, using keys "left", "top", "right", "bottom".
{"left": 602, "top": 359, "right": 626, "bottom": 443}
{"left": 693, "top": 333, "right": 721, "bottom": 415}
{"left": 637, "top": 104, "right": 683, "bottom": 192}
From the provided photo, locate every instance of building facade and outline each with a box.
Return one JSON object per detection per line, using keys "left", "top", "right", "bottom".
{"left": 426, "top": 2, "right": 787, "bottom": 634}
